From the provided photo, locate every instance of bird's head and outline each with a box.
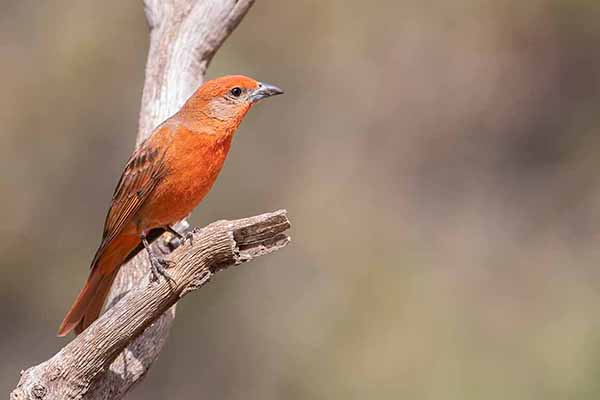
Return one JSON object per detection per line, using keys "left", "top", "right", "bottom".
{"left": 178, "top": 75, "right": 283, "bottom": 132}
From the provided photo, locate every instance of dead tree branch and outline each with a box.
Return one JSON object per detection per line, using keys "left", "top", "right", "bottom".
{"left": 8, "top": 1, "right": 291, "bottom": 399}
{"left": 11, "top": 211, "right": 291, "bottom": 400}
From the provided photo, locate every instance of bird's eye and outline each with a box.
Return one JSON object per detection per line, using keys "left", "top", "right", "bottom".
{"left": 230, "top": 87, "right": 242, "bottom": 97}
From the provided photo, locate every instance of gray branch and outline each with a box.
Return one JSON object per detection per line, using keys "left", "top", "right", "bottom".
{"left": 11, "top": 211, "right": 291, "bottom": 400}
{"left": 8, "top": 1, "right": 289, "bottom": 399}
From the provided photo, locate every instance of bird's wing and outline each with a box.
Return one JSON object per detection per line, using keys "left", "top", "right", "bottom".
{"left": 91, "top": 129, "right": 172, "bottom": 268}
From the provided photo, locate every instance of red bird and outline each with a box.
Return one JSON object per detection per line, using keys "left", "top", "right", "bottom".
{"left": 58, "top": 75, "right": 283, "bottom": 336}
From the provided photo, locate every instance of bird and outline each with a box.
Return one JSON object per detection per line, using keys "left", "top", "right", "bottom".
{"left": 58, "top": 75, "right": 283, "bottom": 336}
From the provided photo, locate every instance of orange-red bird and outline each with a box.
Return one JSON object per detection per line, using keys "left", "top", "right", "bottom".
{"left": 58, "top": 75, "right": 283, "bottom": 336}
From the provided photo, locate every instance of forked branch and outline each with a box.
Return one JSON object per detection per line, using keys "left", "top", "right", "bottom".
{"left": 8, "top": 1, "right": 292, "bottom": 399}
{"left": 11, "top": 211, "right": 290, "bottom": 400}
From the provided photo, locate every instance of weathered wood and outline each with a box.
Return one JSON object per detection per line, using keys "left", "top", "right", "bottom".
{"left": 138, "top": 0, "right": 255, "bottom": 142}
{"left": 11, "top": 211, "right": 290, "bottom": 400}
{"left": 8, "top": 1, "right": 291, "bottom": 399}
{"left": 117, "top": 1, "right": 254, "bottom": 393}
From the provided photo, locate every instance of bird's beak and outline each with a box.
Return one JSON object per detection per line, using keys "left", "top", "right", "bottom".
{"left": 249, "top": 82, "right": 284, "bottom": 103}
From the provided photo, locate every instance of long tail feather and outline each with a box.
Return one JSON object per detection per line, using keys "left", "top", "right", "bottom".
{"left": 58, "top": 234, "right": 139, "bottom": 336}
{"left": 57, "top": 268, "right": 117, "bottom": 336}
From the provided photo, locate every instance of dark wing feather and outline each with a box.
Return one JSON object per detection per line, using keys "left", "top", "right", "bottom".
{"left": 91, "top": 135, "right": 170, "bottom": 268}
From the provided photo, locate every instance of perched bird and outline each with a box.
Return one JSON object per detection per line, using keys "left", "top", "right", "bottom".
{"left": 58, "top": 75, "right": 283, "bottom": 336}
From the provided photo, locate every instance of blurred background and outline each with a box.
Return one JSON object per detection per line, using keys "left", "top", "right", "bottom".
{"left": 2, "top": 0, "right": 600, "bottom": 398}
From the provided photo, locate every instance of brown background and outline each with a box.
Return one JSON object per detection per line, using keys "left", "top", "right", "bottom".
{"left": 2, "top": 1, "right": 600, "bottom": 398}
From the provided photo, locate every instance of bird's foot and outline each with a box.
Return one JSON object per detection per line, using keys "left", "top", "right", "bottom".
{"left": 184, "top": 231, "right": 195, "bottom": 246}
{"left": 149, "top": 254, "right": 176, "bottom": 285}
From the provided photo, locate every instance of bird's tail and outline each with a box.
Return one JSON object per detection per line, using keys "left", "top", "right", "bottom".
{"left": 57, "top": 234, "right": 138, "bottom": 336}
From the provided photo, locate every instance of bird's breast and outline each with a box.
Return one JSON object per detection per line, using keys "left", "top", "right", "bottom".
{"left": 138, "top": 131, "right": 233, "bottom": 229}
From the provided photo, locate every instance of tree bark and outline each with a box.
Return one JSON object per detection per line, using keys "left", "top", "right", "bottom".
{"left": 9, "top": 1, "right": 292, "bottom": 399}
{"left": 10, "top": 211, "right": 290, "bottom": 400}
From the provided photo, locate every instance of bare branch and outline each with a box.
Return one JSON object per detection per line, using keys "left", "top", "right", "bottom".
{"left": 10, "top": 1, "right": 273, "bottom": 399}
{"left": 138, "top": 0, "right": 255, "bottom": 142}
{"left": 11, "top": 211, "right": 290, "bottom": 400}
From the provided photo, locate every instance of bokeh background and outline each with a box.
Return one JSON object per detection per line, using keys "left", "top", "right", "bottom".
{"left": 2, "top": 0, "right": 600, "bottom": 398}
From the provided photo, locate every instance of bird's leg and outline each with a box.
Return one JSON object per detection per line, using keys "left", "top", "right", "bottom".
{"left": 141, "top": 231, "right": 176, "bottom": 284}
{"left": 165, "top": 225, "right": 184, "bottom": 248}
{"left": 166, "top": 225, "right": 184, "bottom": 240}
{"left": 166, "top": 225, "right": 194, "bottom": 246}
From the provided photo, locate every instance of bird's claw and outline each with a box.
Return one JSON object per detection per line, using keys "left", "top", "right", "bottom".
{"left": 149, "top": 256, "right": 176, "bottom": 285}
{"left": 184, "top": 231, "right": 195, "bottom": 246}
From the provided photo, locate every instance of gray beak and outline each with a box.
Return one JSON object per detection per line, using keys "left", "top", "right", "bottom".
{"left": 249, "top": 82, "right": 284, "bottom": 103}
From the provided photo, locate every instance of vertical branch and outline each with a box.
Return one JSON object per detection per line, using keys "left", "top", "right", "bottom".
{"left": 95, "top": 0, "right": 255, "bottom": 397}
{"left": 138, "top": 0, "right": 255, "bottom": 142}
{"left": 10, "top": 1, "right": 257, "bottom": 399}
